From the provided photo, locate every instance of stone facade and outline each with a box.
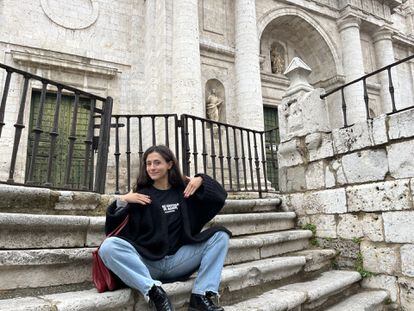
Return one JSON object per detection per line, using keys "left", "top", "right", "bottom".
{"left": 0, "top": 1, "right": 414, "bottom": 308}
{"left": 280, "top": 85, "right": 414, "bottom": 309}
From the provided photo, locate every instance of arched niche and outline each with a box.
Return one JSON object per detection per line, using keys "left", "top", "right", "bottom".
{"left": 205, "top": 79, "right": 226, "bottom": 123}
{"left": 258, "top": 7, "right": 341, "bottom": 84}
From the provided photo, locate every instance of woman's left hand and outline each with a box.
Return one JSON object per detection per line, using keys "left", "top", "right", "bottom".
{"left": 183, "top": 176, "right": 203, "bottom": 198}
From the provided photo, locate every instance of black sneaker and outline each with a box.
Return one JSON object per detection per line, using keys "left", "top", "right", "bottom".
{"left": 188, "top": 292, "right": 224, "bottom": 311}
{"left": 148, "top": 285, "right": 174, "bottom": 311}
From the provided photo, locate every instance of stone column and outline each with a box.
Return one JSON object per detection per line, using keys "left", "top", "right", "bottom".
{"left": 338, "top": 16, "right": 366, "bottom": 125}
{"left": 373, "top": 27, "right": 399, "bottom": 113}
{"left": 234, "top": 0, "right": 264, "bottom": 130}
{"left": 171, "top": 0, "right": 203, "bottom": 116}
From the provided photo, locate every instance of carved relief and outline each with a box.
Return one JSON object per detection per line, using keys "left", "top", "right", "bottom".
{"left": 40, "top": 0, "right": 99, "bottom": 30}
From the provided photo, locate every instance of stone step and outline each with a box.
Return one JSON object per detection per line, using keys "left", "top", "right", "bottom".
{"left": 325, "top": 290, "right": 389, "bottom": 311}
{"left": 284, "top": 249, "right": 337, "bottom": 273}
{"left": 0, "top": 184, "right": 282, "bottom": 215}
{"left": 224, "top": 270, "right": 363, "bottom": 311}
{"left": 0, "top": 256, "right": 307, "bottom": 310}
{"left": 0, "top": 211, "right": 294, "bottom": 249}
{"left": 0, "top": 230, "right": 312, "bottom": 293}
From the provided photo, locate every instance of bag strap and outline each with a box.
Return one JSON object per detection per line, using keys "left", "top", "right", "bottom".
{"left": 106, "top": 214, "right": 130, "bottom": 238}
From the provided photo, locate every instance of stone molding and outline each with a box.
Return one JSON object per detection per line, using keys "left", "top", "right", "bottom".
{"left": 373, "top": 27, "right": 394, "bottom": 43}
{"left": 199, "top": 37, "right": 235, "bottom": 58}
{"left": 40, "top": 0, "right": 99, "bottom": 30}
{"left": 11, "top": 50, "right": 119, "bottom": 78}
{"left": 337, "top": 15, "right": 361, "bottom": 32}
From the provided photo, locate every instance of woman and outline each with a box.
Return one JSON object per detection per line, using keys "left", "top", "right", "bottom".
{"left": 99, "top": 145, "right": 231, "bottom": 311}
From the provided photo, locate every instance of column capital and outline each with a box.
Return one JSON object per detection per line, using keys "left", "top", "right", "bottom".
{"left": 373, "top": 26, "right": 394, "bottom": 43}
{"left": 337, "top": 15, "right": 361, "bottom": 33}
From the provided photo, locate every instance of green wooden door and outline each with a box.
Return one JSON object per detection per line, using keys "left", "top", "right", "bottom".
{"left": 263, "top": 106, "right": 280, "bottom": 190}
{"left": 26, "top": 92, "right": 91, "bottom": 188}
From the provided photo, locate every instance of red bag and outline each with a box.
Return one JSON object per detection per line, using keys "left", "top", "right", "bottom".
{"left": 92, "top": 215, "right": 130, "bottom": 293}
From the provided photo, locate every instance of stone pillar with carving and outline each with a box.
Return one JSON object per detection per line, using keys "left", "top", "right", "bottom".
{"left": 171, "top": 0, "right": 203, "bottom": 116}
{"left": 234, "top": 0, "right": 264, "bottom": 131}
{"left": 338, "top": 16, "right": 367, "bottom": 125}
{"left": 373, "top": 27, "right": 399, "bottom": 113}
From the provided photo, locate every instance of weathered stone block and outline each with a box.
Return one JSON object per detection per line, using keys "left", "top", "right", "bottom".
{"left": 383, "top": 211, "right": 414, "bottom": 243}
{"left": 362, "top": 213, "right": 384, "bottom": 242}
{"left": 341, "top": 149, "right": 388, "bottom": 183}
{"left": 371, "top": 115, "right": 388, "bottom": 145}
{"left": 318, "top": 238, "right": 360, "bottom": 259}
{"left": 285, "top": 165, "right": 306, "bottom": 192}
{"left": 332, "top": 121, "right": 372, "bottom": 154}
{"left": 361, "top": 241, "right": 398, "bottom": 275}
{"left": 325, "top": 164, "right": 336, "bottom": 188}
{"left": 310, "top": 214, "right": 337, "bottom": 238}
{"left": 337, "top": 214, "right": 363, "bottom": 239}
{"left": 277, "top": 138, "right": 304, "bottom": 168}
{"left": 362, "top": 274, "right": 399, "bottom": 302}
{"left": 305, "top": 161, "right": 325, "bottom": 190}
{"left": 401, "top": 245, "right": 414, "bottom": 277}
{"left": 388, "top": 109, "right": 414, "bottom": 140}
{"left": 305, "top": 132, "right": 334, "bottom": 162}
{"left": 388, "top": 140, "right": 414, "bottom": 179}
{"left": 301, "top": 188, "right": 347, "bottom": 215}
{"left": 398, "top": 277, "right": 414, "bottom": 309}
{"left": 347, "top": 179, "right": 412, "bottom": 212}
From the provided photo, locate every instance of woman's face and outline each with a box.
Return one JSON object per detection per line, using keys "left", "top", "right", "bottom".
{"left": 145, "top": 152, "right": 173, "bottom": 182}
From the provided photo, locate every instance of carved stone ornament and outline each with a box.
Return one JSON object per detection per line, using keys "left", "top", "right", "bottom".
{"left": 40, "top": 0, "right": 99, "bottom": 30}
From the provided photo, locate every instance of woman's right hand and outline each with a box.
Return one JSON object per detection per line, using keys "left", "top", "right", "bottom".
{"left": 119, "top": 191, "right": 152, "bottom": 205}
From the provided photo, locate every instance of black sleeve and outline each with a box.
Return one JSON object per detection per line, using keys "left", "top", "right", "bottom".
{"left": 104, "top": 200, "right": 130, "bottom": 235}
{"left": 193, "top": 174, "right": 228, "bottom": 205}
{"left": 186, "top": 174, "right": 228, "bottom": 232}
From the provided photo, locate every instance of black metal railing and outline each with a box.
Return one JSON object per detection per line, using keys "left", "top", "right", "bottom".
{"left": 321, "top": 54, "right": 414, "bottom": 127}
{"left": 109, "top": 113, "right": 279, "bottom": 197}
{"left": 0, "top": 63, "right": 112, "bottom": 193}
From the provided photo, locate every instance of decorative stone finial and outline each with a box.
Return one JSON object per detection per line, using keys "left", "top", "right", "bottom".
{"left": 283, "top": 57, "right": 314, "bottom": 97}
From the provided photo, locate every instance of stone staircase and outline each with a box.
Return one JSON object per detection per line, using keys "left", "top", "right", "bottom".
{"left": 0, "top": 185, "right": 389, "bottom": 310}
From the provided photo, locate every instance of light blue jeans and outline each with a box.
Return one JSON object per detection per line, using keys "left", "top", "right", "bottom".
{"left": 99, "top": 231, "right": 230, "bottom": 298}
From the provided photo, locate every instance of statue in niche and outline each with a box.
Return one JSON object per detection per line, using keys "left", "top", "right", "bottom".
{"left": 206, "top": 88, "right": 223, "bottom": 122}
{"left": 270, "top": 43, "right": 286, "bottom": 74}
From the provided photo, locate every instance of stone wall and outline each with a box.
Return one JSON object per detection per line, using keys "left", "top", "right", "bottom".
{"left": 279, "top": 105, "right": 414, "bottom": 308}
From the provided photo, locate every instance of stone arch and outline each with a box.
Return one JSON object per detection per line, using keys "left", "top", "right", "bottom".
{"left": 257, "top": 6, "right": 342, "bottom": 82}
{"left": 205, "top": 79, "right": 226, "bottom": 123}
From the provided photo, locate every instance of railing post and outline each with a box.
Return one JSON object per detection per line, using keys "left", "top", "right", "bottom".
{"left": 94, "top": 96, "right": 113, "bottom": 194}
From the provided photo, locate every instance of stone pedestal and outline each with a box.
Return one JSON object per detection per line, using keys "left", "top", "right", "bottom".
{"left": 234, "top": 0, "right": 264, "bottom": 131}
{"left": 338, "top": 16, "right": 366, "bottom": 125}
{"left": 373, "top": 27, "right": 399, "bottom": 114}
{"left": 279, "top": 58, "right": 331, "bottom": 142}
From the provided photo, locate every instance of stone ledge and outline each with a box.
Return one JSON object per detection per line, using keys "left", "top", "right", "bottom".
{"left": 325, "top": 290, "right": 388, "bottom": 311}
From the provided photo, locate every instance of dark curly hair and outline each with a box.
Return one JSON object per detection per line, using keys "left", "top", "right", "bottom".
{"left": 134, "top": 145, "right": 185, "bottom": 191}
